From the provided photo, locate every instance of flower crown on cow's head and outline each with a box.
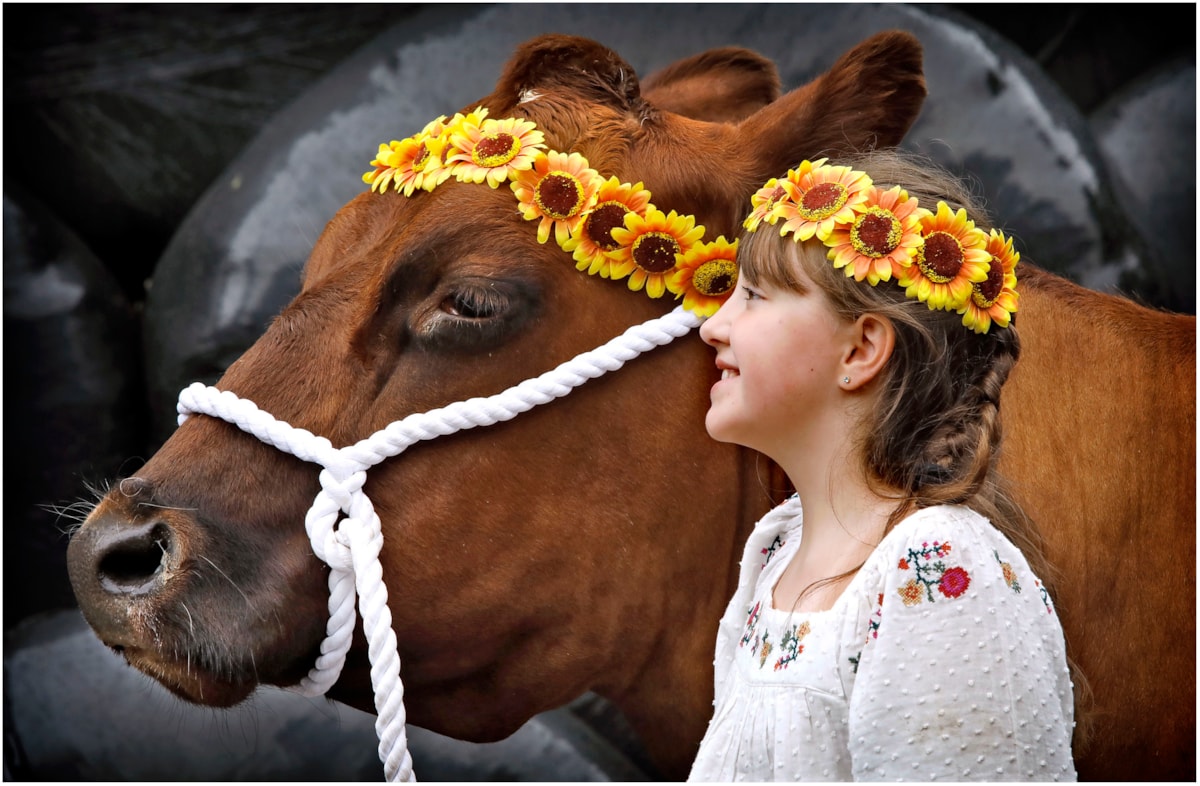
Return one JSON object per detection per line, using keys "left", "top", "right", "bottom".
{"left": 744, "top": 159, "right": 1020, "bottom": 333}
{"left": 362, "top": 107, "right": 738, "bottom": 317}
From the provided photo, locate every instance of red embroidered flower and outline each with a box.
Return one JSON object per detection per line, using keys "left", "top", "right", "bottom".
{"left": 898, "top": 558, "right": 910, "bottom": 570}
{"left": 938, "top": 566, "right": 971, "bottom": 598}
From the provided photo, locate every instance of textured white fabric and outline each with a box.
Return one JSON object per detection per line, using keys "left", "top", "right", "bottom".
{"left": 689, "top": 498, "right": 1077, "bottom": 782}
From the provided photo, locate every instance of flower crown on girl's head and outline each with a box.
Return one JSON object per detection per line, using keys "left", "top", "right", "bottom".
{"left": 362, "top": 107, "right": 739, "bottom": 317}
{"left": 744, "top": 159, "right": 1020, "bottom": 333}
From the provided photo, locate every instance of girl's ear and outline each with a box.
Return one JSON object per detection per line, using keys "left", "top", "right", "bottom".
{"left": 839, "top": 313, "right": 895, "bottom": 391}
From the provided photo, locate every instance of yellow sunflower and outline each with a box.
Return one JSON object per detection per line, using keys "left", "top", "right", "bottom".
{"left": 776, "top": 160, "right": 872, "bottom": 242}
{"left": 445, "top": 111, "right": 545, "bottom": 188}
{"left": 362, "top": 116, "right": 452, "bottom": 196}
{"left": 510, "top": 151, "right": 602, "bottom": 246}
{"left": 609, "top": 208, "right": 706, "bottom": 297}
{"left": 742, "top": 177, "right": 788, "bottom": 232}
{"left": 564, "top": 177, "right": 654, "bottom": 278}
{"left": 898, "top": 201, "right": 991, "bottom": 311}
{"left": 669, "top": 236, "right": 739, "bottom": 317}
{"left": 824, "top": 185, "right": 930, "bottom": 285}
{"left": 959, "top": 228, "right": 1020, "bottom": 333}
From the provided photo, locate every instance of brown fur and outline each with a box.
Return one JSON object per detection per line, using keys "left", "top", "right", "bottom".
{"left": 67, "top": 33, "right": 1194, "bottom": 780}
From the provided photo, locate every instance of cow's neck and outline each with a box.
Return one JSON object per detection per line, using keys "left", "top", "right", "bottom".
{"left": 610, "top": 445, "right": 787, "bottom": 779}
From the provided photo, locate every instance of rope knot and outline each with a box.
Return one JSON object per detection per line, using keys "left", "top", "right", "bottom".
{"left": 319, "top": 468, "right": 367, "bottom": 510}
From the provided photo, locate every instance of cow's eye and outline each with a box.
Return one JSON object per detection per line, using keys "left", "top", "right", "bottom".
{"left": 440, "top": 287, "right": 505, "bottom": 320}
{"left": 414, "top": 278, "right": 538, "bottom": 352}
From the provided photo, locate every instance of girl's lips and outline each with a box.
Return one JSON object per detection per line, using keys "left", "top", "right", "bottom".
{"left": 711, "top": 361, "right": 739, "bottom": 395}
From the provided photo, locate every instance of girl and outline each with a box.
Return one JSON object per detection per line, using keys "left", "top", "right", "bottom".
{"left": 688, "top": 151, "right": 1077, "bottom": 781}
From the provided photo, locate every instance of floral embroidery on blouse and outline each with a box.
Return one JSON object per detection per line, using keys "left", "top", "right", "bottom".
{"left": 866, "top": 592, "right": 883, "bottom": 639}
{"left": 740, "top": 600, "right": 762, "bottom": 648}
{"left": 739, "top": 599, "right": 813, "bottom": 670}
{"left": 896, "top": 540, "right": 971, "bottom": 606}
{"left": 1035, "top": 578, "right": 1055, "bottom": 614}
{"left": 849, "top": 593, "right": 885, "bottom": 674}
{"left": 739, "top": 602, "right": 777, "bottom": 669}
{"left": 760, "top": 534, "right": 785, "bottom": 568}
{"left": 995, "top": 550, "right": 1021, "bottom": 593}
{"left": 774, "top": 621, "right": 811, "bottom": 670}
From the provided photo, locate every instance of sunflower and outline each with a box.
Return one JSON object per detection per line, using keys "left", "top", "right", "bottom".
{"left": 445, "top": 110, "right": 545, "bottom": 188}
{"left": 776, "top": 160, "right": 872, "bottom": 242}
{"left": 362, "top": 116, "right": 452, "bottom": 196}
{"left": 898, "top": 201, "right": 991, "bottom": 311}
{"left": 564, "top": 177, "right": 654, "bottom": 278}
{"left": 609, "top": 208, "right": 706, "bottom": 298}
{"left": 669, "top": 236, "right": 739, "bottom": 317}
{"left": 824, "top": 185, "right": 930, "bottom": 285}
{"left": 743, "top": 177, "right": 788, "bottom": 232}
{"left": 510, "top": 151, "right": 602, "bottom": 246}
{"left": 959, "top": 228, "right": 1020, "bottom": 333}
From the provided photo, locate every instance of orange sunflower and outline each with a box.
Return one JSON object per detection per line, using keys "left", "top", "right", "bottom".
{"left": 510, "top": 151, "right": 602, "bottom": 246}
{"left": 362, "top": 116, "right": 452, "bottom": 196}
{"left": 824, "top": 185, "right": 929, "bottom": 285}
{"left": 959, "top": 228, "right": 1020, "bottom": 333}
{"left": 669, "top": 236, "right": 739, "bottom": 317}
{"left": 564, "top": 177, "right": 654, "bottom": 278}
{"left": 776, "top": 160, "right": 872, "bottom": 242}
{"left": 743, "top": 177, "right": 788, "bottom": 232}
{"left": 898, "top": 201, "right": 991, "bottom": 311}
{"left": 445, "top": 110, "right": 545, "bottom": 188}
{"left": 609, "top": 208, "right": 706, "bottom": 297}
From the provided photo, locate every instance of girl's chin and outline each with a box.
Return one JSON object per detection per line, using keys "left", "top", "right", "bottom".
{"left": 704, "top": 410, "right": 744, "bottom": 447}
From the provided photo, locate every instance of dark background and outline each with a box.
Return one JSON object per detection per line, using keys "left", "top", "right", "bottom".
{"left": 2, "top": 3, "right": 1195, "bottom": 780}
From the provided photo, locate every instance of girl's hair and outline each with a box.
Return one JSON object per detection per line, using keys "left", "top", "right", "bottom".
{"left": 739, "top": 149, "right": 1091, "bottom": 745}
{"left": 738, "top": 148, "right": 1053, "bottom": 595}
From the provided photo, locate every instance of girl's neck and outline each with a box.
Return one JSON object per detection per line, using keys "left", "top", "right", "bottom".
{"left": 770, "top": 419, "right": 896, "bottom": 613}
{"left": 776, "top": 411, "right": 892, "bottom": 544}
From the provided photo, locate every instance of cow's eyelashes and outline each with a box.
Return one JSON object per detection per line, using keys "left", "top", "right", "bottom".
{"left": 440, "top": 287, "right": 506, "bottom": 321}
{"left": 413, "top": 278, "right": 539, "bottom": 352}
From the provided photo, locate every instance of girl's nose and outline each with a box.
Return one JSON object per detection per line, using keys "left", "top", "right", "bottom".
{"left": 700, "top": 297, "right": 733, "bottom": 348}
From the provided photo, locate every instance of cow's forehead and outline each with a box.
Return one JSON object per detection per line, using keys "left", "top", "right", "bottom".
{"left": 303, "top": 181, "right": 565, "bottom": 300}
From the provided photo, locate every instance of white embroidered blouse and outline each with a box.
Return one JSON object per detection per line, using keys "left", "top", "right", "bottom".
{"left": 688, "top": 497, "right": 1077, "bottom": 782}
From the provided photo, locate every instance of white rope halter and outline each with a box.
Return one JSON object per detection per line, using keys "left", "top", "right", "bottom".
{"left": 175, "top": 305, "right": 703, "bottom": 781}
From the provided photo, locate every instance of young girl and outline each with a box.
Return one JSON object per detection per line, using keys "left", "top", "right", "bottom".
{"left": 688, "top": 151, "right": 1077, "bottom": 781}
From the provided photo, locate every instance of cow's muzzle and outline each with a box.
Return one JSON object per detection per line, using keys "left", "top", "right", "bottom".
{"left": 67, "top": 498, "right": 183, "bottom": 648}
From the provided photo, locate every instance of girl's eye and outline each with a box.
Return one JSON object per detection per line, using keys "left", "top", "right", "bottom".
{"left": 741, "top": 285, "right": 763, "bottom": 301}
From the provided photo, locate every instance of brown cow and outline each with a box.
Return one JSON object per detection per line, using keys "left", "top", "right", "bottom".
{"left": 66, "top": 33, "right": 1195, "bottom": 780}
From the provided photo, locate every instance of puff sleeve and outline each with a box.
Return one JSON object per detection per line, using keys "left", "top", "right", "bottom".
{"left": 844, "top": 507, "right": 1076, "bottom": 781}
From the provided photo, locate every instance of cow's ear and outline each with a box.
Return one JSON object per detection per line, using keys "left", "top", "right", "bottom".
{"left": 489, "top": 34, "right": 643, "bottom": 114}
{"left": 642, "top": 47, "right": 781, "bottom": 124}
{"left": 736, "top": 31, "right": 926, "bottom": 182}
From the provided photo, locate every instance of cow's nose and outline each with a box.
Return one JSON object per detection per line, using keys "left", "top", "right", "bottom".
{"left": 93, "top": 519, "right": 175, "bottom": 596}
{"left": 68, "top": 506, "right": 183, "bottom": 644}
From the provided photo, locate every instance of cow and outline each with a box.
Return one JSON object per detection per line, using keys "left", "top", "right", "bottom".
{"left": 66, "top": 32, "right": 1195, "bottom": 780}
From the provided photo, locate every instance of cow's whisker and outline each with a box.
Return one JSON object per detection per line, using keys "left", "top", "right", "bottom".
{"left": 41, "top": 499, "right": 101, "bottom": 535}
{"left": 197, "top": 555, "right": 253, "bottom": 609}
{"left": 137, "top": 501, "right": 200, "bottom": 513}
{"left": 180, "top": 601, "right": 197, "bottom": 642}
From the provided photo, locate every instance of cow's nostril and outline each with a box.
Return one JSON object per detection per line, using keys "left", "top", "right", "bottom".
{"left": 97, "top": 522, "right": 174, "bottom": 595}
